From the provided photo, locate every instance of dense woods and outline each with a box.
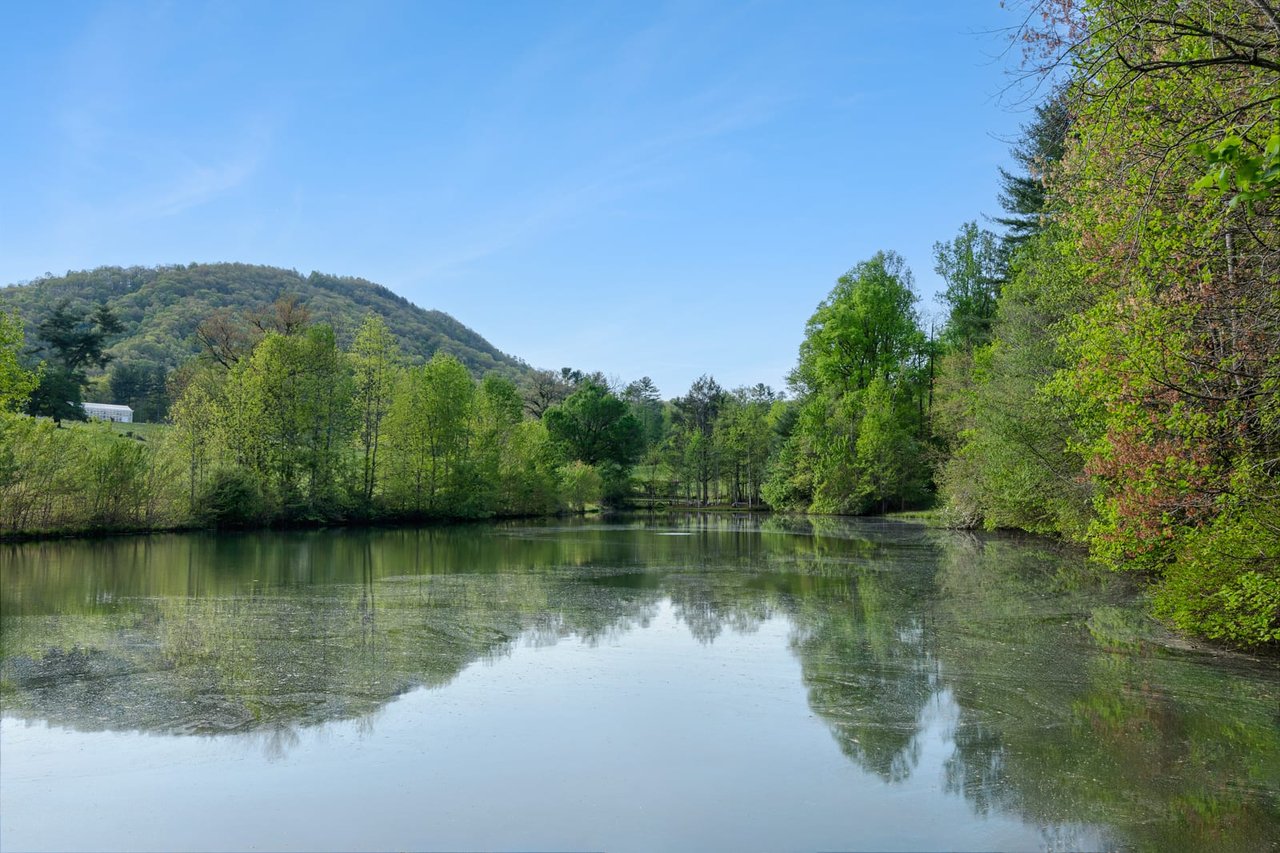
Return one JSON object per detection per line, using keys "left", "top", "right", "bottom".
{"left": 929, "top": 0, "right": 1280, "bottom": 646}
{"left": 1, "top": 0, "right": 1277, "bottom": 647}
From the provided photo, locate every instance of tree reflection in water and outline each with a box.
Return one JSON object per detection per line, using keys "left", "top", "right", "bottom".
{"left": 1, "top": 515, "right": 1276, "bottom": 850}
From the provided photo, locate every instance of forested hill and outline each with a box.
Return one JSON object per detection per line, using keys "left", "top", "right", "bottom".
{"left": 0, "top": 263, "right": 530, "bottom": 394}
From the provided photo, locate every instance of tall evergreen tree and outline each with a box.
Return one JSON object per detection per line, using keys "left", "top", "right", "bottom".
{"left": 26, "top": 300, "right": 123, "bottom": 422}
{"left": 995, "top": 91, "right": 1070, "bottom": 245}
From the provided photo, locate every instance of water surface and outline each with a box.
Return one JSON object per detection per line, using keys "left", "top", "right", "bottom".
{"left": 1, "top": 515, "right": 1277, "bottom": 851}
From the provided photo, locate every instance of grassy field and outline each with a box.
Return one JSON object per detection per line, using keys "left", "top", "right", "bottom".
{"left": 108, "top": 420, "right": 169, "bottom": 442}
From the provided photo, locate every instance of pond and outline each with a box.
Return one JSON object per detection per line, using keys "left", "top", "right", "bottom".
{"left": 1, "top": 515, "right": 1277, "bottom": 852}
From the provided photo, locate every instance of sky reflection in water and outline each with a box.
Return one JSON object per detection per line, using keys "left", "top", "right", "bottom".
{"left": 1, "top": 515, "right": 1276, "bottom": 852}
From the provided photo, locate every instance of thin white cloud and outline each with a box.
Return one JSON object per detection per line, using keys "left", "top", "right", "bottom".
{"left": 33, "top": 3, "right": 275, "bottom": 243}
{"left": 120, "top": 132, "right": 270, "bottom": 220}
{"left": 401, "top": 89, "right": 785, "bottom": 285}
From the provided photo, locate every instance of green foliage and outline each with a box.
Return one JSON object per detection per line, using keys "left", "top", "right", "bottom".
{"left": 32, "top": 299, "right": 122, "bottom": 373}
{"left": 929, "top": 1, "right": 1280, "bottom": 648}
{"left": 931, "top": 84, "right": 1086, "bottom": 536}
{"left": 108, "top": 361, "right": 169, "bottom": 422}
{"left": 82, "top": 432, "right": 150, "bottom": 527}
{"left": 1047, "top": 10, "right": 1280, "bottom": 646}
{"left": 196, "top": 468, "right": 264, "bottom": 528}
{"left": 27, "top": 367, "right": 85, "bottom": 423}
{"left": 794, "top": 251, "right": 924, "bottom": 396}
{"left": 994, "top": 90, "right": 1069, "bottom": 244}
{"left": 765, "top": 252, "right": 930, "bottom": 515}
{"left": 544, "top": 381, "right": 644, "bottom": 471}
{"left": 1151, "top": 502, "right": 1280, "bottom": 647}
{"left": 1132, "top": 443, "right": 1280, "bottom": 647}
{"left": 661, "top": 375, "right": 726, "bottom": 505}
{"left": 383, "top": 353, "right": 476, "bottom": 515}
{"left": 22, "top": 299, "right": 124, "bottom": 422}
{"left": 0, "top": 414, "right": 180, "bottom": 535}
{"left": 227, "top": 326, "right": 355, "bottom": 518}
{"left": 853, "top": 376, "right": 927, "bottom": 513}
{"left": 623, "top": 376, "right": 665, "bottom": 447}
{"left": 933, "top": 222, "right": 1004, "bottom": 350}
{"left": 935, "top": 228, "right": 1092, "bottom": 537}
{"left": 1192, "top": 128, "right": 1280, "bottom": 211}
{"left": 496, "top": 419, "right": 562, "bottom": 516}
{"left": 348, "top": 314, "right": 401, "bottom": 506}
{"left": 558, "top": 461, "right": 603, "bottom": 511}
{"left": 760, "top": 410, "right": 813, "bottom": 511}
{"left": 0, "top": 311, "right": 38, "bottom": 413}
{"left": 158, "top": 327, "right": 569, "bottom": 529}
{"left": 465, "top": 373, "right": 523, "bottom": 512}
{"left": 167, "top": 369, "right": 218, "bottom": 511}
{"left": 712, "top": 385, "right": 776, "bottom": 507}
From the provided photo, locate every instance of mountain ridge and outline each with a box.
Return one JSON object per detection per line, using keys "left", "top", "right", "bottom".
{"left": 0, "top": 262, "right": 531, "bottom": 418}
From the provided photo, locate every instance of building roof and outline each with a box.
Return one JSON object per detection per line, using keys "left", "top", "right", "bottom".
{"left": 82, "top": 402, "right": 134, "bottom": 413}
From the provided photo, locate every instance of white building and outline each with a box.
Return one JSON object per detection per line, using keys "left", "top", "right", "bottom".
{"left": 82, "top": 402, "right": 134, "bottom": 423}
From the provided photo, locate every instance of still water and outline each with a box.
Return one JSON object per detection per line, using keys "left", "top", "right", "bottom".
{"left": 1, "top": 515, "right": 1276, "bottom": 852}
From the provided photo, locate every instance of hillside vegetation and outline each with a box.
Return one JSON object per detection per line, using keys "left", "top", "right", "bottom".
{"left": 0, "top": 263, "right": 530, "bottom": 418}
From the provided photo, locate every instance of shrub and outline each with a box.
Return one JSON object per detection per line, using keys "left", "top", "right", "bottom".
{"left": 558, "top": 461, "right": 602, "bottom": 512}
{"left": 197, "top": 468, "right": 264, "bottom": 528}
{"left": 1150, "top": 506, "right": 1280, "bottom": 648}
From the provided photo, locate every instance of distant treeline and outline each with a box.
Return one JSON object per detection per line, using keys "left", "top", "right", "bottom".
{"left": 0, "top": 270, "right": 935, "bottom": 536}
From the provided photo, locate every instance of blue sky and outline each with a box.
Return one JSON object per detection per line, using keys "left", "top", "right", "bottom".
{"left": 2, "top": 1, "right": 1035, "bottom": 397}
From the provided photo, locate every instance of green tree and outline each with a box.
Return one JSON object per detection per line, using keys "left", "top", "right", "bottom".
{"left": 931, "top": 81, "right": 1087, "bottom": 535}
{"left": 383, "top": 353, "right": 475, "bottom": 514}
{"left": 933, "top": 222, "right": 1004, "bottom": 350}
{"left": 544, "top": 381, "right": 644, "bottom": 470}
{"left": 623, "top": 376, "right": 666, "bottom": 448}
{"left": 348, "top": 314, "right": 401, "bottom": 506}
{"left": 26, "top": 370, "right": 84, "bottom": 424}
{"left": 766, "top": 252, "right": 928, "bottom": 514}
{"left": 672, "top": 375, "right": 725, "bottom": 504}
{"left": 994, "top": 90, "right": 1070, "bottom": 245}
{"left": 558, "top": 461, "right": 603, "bottom": 512}
{"left": 34, "top": 300, "right": 122, "bottom": 373}
{"left": 713, "top": 385, "right": 776, "bottom": 507}
{"left": 499, "top": 419, "right": 561, "bottom": 515}
{"left": 109, "top": 361, "right": 169, "bottom": 422}
{"left": 522, "top": 368, "right": 573, "bottom": 418}
{"left": 853, "top": 376, "right": 924, "bottom": 513}
{"left": 794, "top": 252, "right": 923, "bottom": 396}
{"left": 26, "top": 300, "right": 123, "bottom": 422}
{"left": 0, "top": 311, "right": 38, "bottom": 412}
{"left": 167, "top": 368, "right": 221, "bottom": 509}
{"left": 935, "top": 226, "right": 1090, "bottom": 536}
{"left": 468, "top": 373, "right": 525, "bottom": 514}
{"left": 939, "top": 0, "right": 1280, "bottom": 646}
{"left": 221, "top": 326, "right": 354, "bottom": 517}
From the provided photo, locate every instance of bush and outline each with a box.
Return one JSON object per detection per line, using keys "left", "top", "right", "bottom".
{"left": 1154, "top": 564, "right": 1280, "bottom": 648}
{"left": 84, "top": 431, "right": 150, "bottom": 527}
{"left": 197, "top": 468, "right": 264, "bottom": 528}
{"left": 558, "top": 461, "right": 603, "bottom": 512}
{"left": 598, "top": 462, "right": 633, "bottom": 506}
{"left": 1150, "top": 507, "right": 1280, "bottom": 648}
